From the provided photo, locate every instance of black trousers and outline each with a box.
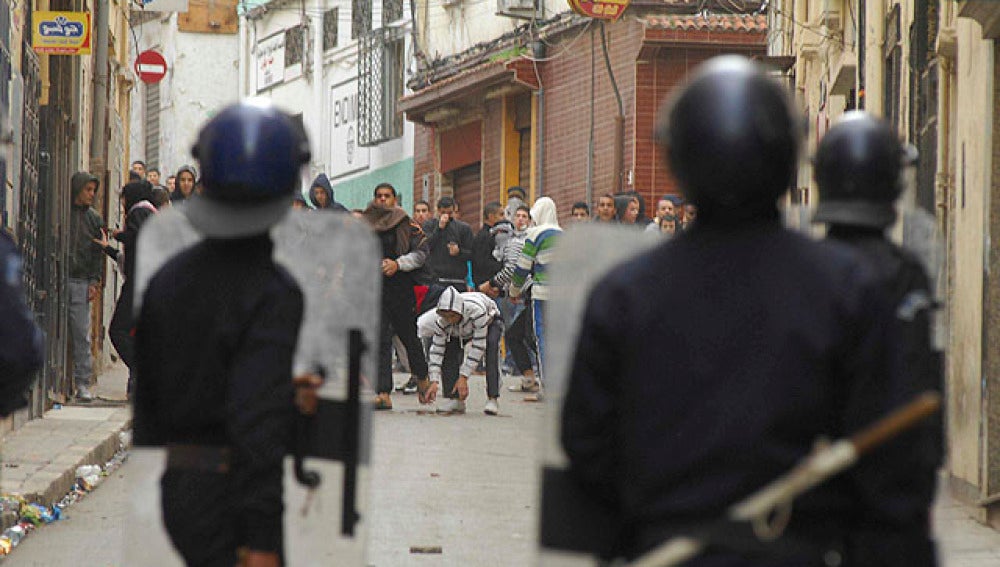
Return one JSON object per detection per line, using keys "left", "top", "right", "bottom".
{"left": 441, "top": 319, "right": 503, "bottom": 399}
{"left": 379, "top": 284, "right": 428, "bottom": 394}
{"left": 161, "top": 469, "right": 244, "bottom": 567}
{"left": 506, "top": 301, "right": 536, "bottom": 376}
{"left": 109, "top": 288, "right": 135, "bottom": 394}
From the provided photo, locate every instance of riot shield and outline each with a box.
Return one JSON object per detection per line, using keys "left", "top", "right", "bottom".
{"left": 127, "top": 207, "right": 378, "bottom": 566}
{"left": 536, "top": 224, "right": 660, "bottom": 566}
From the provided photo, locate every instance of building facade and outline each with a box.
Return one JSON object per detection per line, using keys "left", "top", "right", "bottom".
{"left": 403, "top": 1, "right": 767, "bottom": 228}
{"left": 239, "top": 0, "right": 416, "bottom": 211}
{"left": 128, "top": 2, "right": 240, "bottom": 179}
{"left": 4, "top": 0, "right": 134, "bottom": 430}
{"left": 768, "top": 0, "right": 1000, "bottom": 528}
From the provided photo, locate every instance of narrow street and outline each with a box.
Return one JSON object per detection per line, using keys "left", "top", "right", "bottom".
{"left": 1, "top": 373, "right": 998, "bottom": 566}
{"left": 5, "top": 373, "right": 545, "bottom": 566}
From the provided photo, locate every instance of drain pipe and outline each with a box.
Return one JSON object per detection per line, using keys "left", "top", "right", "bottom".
{"left": 531, "top": 41, "right": 545, "bottom": 197}
{"left": 599, "top": 22, "right": 624, "bottom": 193}
{"left": 89, "top": 1, "right": 110, "bottom": 177}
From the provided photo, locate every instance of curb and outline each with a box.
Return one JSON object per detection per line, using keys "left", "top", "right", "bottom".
{"left": 1, "top": 417, "right": 132, "bottom": 531}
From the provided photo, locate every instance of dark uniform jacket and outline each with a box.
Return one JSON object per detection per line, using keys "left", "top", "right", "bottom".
{"left": 423, "top": 216, "right": 473, "bottom": 283}
{"left": 134, "top": 235, "right": 303, "bottom": 554}
{"left": 0, "top": 231, "right": 43, "bottom": 416}
{"left": 827, "top": 226, "right": 943, "bottom": 532}
{"left": 562, "top": 214, "right": 936, "bottom": 566}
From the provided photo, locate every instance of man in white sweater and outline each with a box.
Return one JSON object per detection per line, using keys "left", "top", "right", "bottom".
{"left": 417, "top": 286, "right": 503, "bottom": 415}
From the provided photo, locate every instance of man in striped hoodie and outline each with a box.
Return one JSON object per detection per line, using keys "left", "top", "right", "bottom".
{"left": 419, "top": 286, "right": 503, "bottom": 415}
{"left": 509, "top": 197, "right": 561, "bottom": 400}
{"left": 481, "top": 204, "right": 539, "bottom": 394}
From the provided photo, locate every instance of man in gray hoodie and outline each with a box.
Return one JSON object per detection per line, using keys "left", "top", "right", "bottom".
{"left": 69, "top": 171, "right": 104, "bottom": 401}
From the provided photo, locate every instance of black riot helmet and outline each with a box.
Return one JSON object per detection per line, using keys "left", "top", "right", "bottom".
{"left": 655, "top": 56, "right": 801, "bottom": 222}
{"left": 185, "top": 99, "right": 311, "bottom": 238}
{"left": 812, "top": 111, "right": 914, "bottom": 229}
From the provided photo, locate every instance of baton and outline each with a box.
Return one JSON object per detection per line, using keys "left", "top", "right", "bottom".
{"left": 631, "top": 392, "right": 942, "bottom": 567}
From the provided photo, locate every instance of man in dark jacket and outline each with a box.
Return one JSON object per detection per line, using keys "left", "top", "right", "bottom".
{"left": 471, "top": 201, "right": 504, "bottom": 286}
{"left": 0, "top": 229, "right": 43, "bottom": 416}
{"left": 422, "top": 196, "right": 473, "bottom": 290}
{"left": 68, "top": 171, "right": 104, "bottom": 401}
{"left": 813, "top": 111, "right": 943, "bottom": 554}
{"left": 134, "top": 101, "right": 310, "bottom": 567}
{"left": 309, "top": 172, "right": 348, "bottom": 212}
{"left": 561, "top": 56, "right": 936, "bottom": 565}
{"left": 363, "top": 182, "right": 432, "bottom": 410}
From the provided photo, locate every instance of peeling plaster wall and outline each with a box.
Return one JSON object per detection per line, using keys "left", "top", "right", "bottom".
{"left": 419, "top": 1, "right": 567, "bottom": 61}
{"left": 948, "top": 17, "right": 993, "bottom": 488}
{"left": 129, "top": 14, "right": 240, "bottom": 175}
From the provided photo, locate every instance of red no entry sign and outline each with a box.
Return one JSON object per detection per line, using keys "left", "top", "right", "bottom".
{"left": 134, "top": 50, "right": 167, "bottom": 84}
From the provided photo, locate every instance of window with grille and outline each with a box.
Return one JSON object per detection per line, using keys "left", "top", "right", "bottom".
{"left": 883, "top": 5, "right": 901, "bottom": 133}
{"left": 324, "top": 8, "right": 339, "bottom": 51}
{"left": 285, "top": 25, "right": 305, "bottom": 68}
{"left": 352, "top": 0, "right": 372, "bottom": 40}
{"left": 383, "top": 0, "right": 403, "bottom": 26}
{"left": 358, "top": 27, "right": 404, "bottom": 146}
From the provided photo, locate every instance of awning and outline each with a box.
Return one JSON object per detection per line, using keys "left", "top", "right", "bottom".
{"left": 401, "top": 58, "right": 540, "bottom": 125}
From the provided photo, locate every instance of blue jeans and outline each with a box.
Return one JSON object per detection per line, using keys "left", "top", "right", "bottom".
{"left": 533, "top": 299, "right": 546, "bottom": 385}
{"left": 68, "top": 278, "right": 94, "bottom": 387}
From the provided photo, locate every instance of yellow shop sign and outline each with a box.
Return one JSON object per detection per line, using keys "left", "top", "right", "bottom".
{"left": 32, "top": 11, "right": 91, "bottom": 55}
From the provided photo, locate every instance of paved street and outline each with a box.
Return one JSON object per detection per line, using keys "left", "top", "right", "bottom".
{"left": 4, "top": 371, "right": 1000, "bottom": 566}
{"left": 4, "top": 373, "right": 545, "bottom": 566}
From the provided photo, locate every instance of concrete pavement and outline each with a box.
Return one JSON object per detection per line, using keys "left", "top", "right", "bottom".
{"left": 0, "top": 363, "right": 131, "bottom": 531}
{"left": 2, "top": 367, "right": 1000, "bottom": 565}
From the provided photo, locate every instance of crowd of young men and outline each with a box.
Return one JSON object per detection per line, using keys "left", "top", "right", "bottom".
{"left": 358, "top": 183, "right": 698, "bottom": 413}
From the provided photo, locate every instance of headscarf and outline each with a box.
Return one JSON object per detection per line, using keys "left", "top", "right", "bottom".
{"left": 122, "top": 181, "right": 154, "bottom": 212}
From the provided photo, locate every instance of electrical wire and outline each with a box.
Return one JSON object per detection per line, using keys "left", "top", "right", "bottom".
{"left": 521, "top": 19, "right": 592, "bottom": 62}
{"left": 598, "top": 22, "right": 622, "bottom": 119}
{"left": 236, "top": 0, "right": 494, "bottom": 19}
{"left": 128, "top": 3, "right": 147, "bottom": 63}
{"left": 772, "top": 6, "right": 850, "bottom": 48}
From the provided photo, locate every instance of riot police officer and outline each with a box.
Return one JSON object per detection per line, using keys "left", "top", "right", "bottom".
{"left": 133, "top": 101, "right": 310, "bottom": 567}
{"left": 559, "top": 56, "right": 935, "bottom": 565}
{"left": 813, "top": 111, "right": 942, "bottom": 560}
{"left": 0, "top": 228, "right": 43, "bottom": 417}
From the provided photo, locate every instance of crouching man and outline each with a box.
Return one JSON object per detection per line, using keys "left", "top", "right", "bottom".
{"left": 418, "top": 287, "right": 503, "bottom": 415}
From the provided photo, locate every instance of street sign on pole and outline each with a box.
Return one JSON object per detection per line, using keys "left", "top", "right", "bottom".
{"left": 134, "top": 50, "right": 168, "bottom": 84}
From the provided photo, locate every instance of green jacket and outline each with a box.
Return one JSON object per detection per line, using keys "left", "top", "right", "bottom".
{"left": 69, "top": 172, "right": 103, "bottom": 283}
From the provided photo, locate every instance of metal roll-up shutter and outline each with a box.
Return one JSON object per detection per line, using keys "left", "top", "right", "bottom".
{"left": 518, "top": 128, "right": 531, "bottom": 192}
{"left": 452, "top": 163, "right": 481, "bottom": 226}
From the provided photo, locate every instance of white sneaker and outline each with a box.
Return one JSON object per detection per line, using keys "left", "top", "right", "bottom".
{"left": 484, "top": 398, "right": 499, "bottom": 416}
{"left": 436, "top": 398, "right": 466, "bottom": 414}
{"left": 76, "top": 385, "right": 94, "bottom": 402}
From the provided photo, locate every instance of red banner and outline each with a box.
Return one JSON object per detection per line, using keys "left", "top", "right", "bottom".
{"left": 567, "top": 0, "right": 630, "bottom": 21}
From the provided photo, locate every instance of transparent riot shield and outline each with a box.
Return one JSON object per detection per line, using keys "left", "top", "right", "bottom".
{"left": 127, "top": 207, "right": 377, "bottom": 566}
{"left": 537, "top": 224, "right": 661, "bottom": 566}
{"left": 900, "top": 207, "right": 946, "bottom": 352}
